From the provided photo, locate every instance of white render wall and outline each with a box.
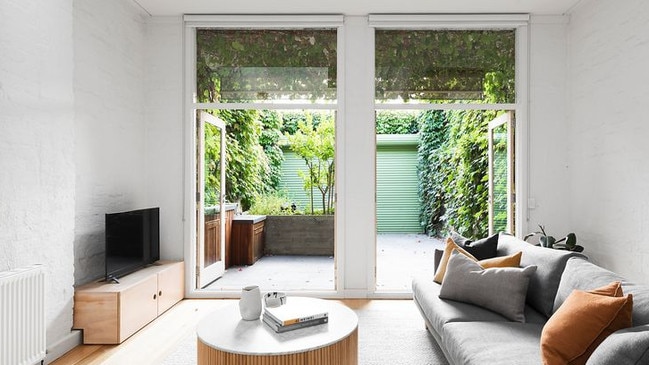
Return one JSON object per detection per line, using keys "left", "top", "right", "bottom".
{"left": 73, "top": 0, "right": 149, "bottom": 284}
{"left": 567, "top": 0, "right": 649, "bottom": 282}
{"left": 526, "top": 16, "right": 572, "bottom": 237}
{"left": 144, "top": 17, "right": 185, "bottom": 260}
{"left": 0, "top": 0, "right": 76, "bottom": 356}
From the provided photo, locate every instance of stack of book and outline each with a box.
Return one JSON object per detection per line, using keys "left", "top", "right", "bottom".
{"left": 263, "top": 302, "right": 329, "bottom": 333}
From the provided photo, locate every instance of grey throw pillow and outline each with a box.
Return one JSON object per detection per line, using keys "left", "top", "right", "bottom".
{"left": 439, "top": 253, "right": 537, "bottom": 322}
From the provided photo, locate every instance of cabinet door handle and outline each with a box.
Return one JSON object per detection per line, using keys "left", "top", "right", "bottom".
{"left": 159, "top": 290, "right": 163, "bottom": 297}
{"left": 153, "top": 293, "right": 157, "bottom": 300}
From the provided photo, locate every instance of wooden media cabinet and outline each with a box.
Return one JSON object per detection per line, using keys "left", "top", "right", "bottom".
{"left": 73, "top": 260, "right": 184, "bottom": 344}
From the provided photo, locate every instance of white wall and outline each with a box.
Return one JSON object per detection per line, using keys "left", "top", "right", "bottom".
{"left": 144, "top": 17, "right": 185, "bottom": 260}
{"left": 0, "top": 0, "right": 76, "bottom": 357}
{"left": 73, "top": 0, "right": 149, "bottom": 284}
{"left": 340, "top": 16, "right": 377, "bottom": 294}
{"left": 567, "top": 0, "right": 649, "bottom": 283}
{"left": 526, "top": 16, "right": 572, "bottom": 236}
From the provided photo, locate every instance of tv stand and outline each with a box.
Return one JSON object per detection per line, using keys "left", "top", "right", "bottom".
{"left": 106, "top": 275, "right": 120, "bottom": 284}
{"left": 73, "top": 260, "right": 184, "bottom": 344}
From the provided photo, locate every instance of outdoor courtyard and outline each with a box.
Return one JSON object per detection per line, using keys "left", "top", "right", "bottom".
{"left": 206, "top": 233, "right": 444, "bottom": 292}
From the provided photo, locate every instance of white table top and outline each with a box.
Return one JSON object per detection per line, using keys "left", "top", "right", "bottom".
{"left": 196, "top": 297, "right": 358, "bottom": 356}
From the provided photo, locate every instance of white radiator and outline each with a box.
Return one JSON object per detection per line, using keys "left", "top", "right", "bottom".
{"left": 0, "top": 265, "right": 46, "bottom": 365}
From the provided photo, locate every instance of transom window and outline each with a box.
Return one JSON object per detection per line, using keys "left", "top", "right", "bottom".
{"left": 196, "top": 29, "right": 338, "bottom": 104}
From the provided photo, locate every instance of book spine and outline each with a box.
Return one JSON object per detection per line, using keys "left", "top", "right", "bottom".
{"left": 263, "top": 315, "right": 328, "bottom": 333}
{"left": 264, "top": 310, "right": 329, "bottom": 326}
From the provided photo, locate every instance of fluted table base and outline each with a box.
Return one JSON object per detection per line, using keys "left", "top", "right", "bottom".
{"left": 198, "top": 328, "right": 358, "bottom": 365}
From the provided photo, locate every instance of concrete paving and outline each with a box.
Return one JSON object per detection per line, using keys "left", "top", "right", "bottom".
{"left": 205, "top": 233, "right": 444, "bottom": 292}
{"left": 376, "top": 233, "right": 445, "bottom": 291}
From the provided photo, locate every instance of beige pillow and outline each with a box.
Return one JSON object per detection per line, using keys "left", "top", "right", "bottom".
{"left": 434, "top": 238, "right": 522, "bottom": 284}
{"left": 433, "top": 238, "right": 477, "bottom": 283}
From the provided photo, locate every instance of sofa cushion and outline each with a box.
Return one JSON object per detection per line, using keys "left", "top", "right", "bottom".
{"left": 439, "top": 253, "right": 537, "bottom": 322}
{"left": 434, "top": 238, "right": 477, "bottom": 283}
{"left": 586, "top": 324, "right": 649, "bottom": 365}
{"left": 497, "top": 233, "right": 584, "bottom": 317}
{"left": 555, "top": 257, "right": 649, "bottom": 326}
{"left": 541, "top": 283, "right": 633, "bottom": 365}
{"left": 442, "top": 321, "right": 544, "bottom": 365}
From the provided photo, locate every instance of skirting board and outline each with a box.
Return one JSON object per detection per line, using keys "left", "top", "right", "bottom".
{"left": 45, "top": 330, "right": 83, "bottom": 364}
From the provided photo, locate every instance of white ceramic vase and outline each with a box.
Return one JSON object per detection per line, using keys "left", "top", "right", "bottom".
{"left": 239, "top": 285, "right": 262, "bottom": 320}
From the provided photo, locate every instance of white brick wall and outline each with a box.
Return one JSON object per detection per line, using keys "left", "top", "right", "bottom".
{"left": 567, "top": 0, "right": 649, "bottom": 282}
{"left": 73, "top": 0, "right": 149, "bottom": 284}
{"left": 0, "top": 0, "right": 76, "bottom": 355}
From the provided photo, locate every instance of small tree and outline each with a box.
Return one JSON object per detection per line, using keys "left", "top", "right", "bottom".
{"left": 287, "top": 115, "right": 335, "bottom": 214}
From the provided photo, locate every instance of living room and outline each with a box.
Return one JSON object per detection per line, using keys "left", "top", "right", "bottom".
{"left": 2, "top": 0, "right": 648, "bottom": 364}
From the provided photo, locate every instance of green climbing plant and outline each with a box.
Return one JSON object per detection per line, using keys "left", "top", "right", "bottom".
{"left": 286, "top": 114, "right": 335, "bottom": 215}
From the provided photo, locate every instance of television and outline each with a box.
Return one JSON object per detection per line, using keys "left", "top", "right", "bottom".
{"left": 105, "top": 207, "right": 160, "bottom": 282}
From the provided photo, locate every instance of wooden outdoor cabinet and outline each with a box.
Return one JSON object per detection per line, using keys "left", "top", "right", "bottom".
{"left": 230, "top": 215, "right": 266, "bottom": 266}
{"left": 73, "top": 261, "right": 184, "bottom": 344}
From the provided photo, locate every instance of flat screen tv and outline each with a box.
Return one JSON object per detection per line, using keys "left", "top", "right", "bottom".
{"left": 105, "top": 207, "right": 160, "bottom": 282}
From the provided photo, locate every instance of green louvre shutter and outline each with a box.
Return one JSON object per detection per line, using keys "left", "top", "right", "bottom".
{"left": 376, "top": 134, "right": 422, "bottom": 233}
{"left": 279, "top": 148, "right": 331, "bottom": 212}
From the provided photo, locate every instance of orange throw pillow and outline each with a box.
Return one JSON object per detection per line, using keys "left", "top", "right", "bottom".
{"left": 433, "top": 238, "right": 477, "bottom": 283}
{"left": 540, "top": 282, "right": 633, "bottom": 365}
{"left": 479, "top": 251, "right": 522, "bottom": 269}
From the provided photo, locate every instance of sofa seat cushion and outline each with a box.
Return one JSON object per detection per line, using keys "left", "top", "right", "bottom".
{"left": 442, "top": 321, "right": 544, "bottom": 365}
{"left": 412, "top": 276, "right": 515, "bottom": 334}
{"left": 497, "top": 233, "right": 584, "bottom": 317}
{"left": 555, "top": 257, "right": 649, "bottom": 326}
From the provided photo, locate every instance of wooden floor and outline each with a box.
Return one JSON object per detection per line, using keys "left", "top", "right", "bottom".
{"left": 51, "top": 299, "right": 372, "bottom": 365}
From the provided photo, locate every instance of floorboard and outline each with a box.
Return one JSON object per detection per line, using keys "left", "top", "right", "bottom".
{"left": 52, "top": 299, "right": 385, "bottom": 365}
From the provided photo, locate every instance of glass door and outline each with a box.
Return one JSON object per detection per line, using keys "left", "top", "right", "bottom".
{"left": 488, "top": 111, "right": 515, "bottom": 235}
{"left": 196, "top": 111, "right": 227, "bottom": 288}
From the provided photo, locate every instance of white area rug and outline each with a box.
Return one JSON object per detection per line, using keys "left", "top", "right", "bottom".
{"left": 160, "top": 300, "right": 448, "bottom": 365}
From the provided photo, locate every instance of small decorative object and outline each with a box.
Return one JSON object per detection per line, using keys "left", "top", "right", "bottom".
{"left": 239, "top": 285, "right": 262, "bottom": 320}
{"left": 524, "top": 224, "right": 583, "bottom": 252}
{"left": 264, "top": 291, "right": 287, "bottom": 308}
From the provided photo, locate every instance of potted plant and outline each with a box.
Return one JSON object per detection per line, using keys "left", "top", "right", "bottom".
{"left": 523, "top": 224, "right": 583, "bottom": 252}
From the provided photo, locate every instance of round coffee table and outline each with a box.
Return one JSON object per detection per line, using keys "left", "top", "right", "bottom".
{"left": 197, "top": 297, "right": 358, "bottom": 365}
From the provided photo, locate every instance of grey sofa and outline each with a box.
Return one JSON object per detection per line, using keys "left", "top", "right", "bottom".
{"left": 412, "top": 233, "right": 649, "bottom": 365}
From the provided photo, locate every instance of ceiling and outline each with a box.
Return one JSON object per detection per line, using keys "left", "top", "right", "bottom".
{"left": 134, "top": 0, "right": 583, "bottom": 17}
